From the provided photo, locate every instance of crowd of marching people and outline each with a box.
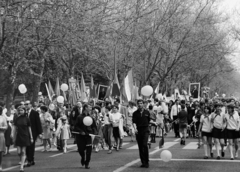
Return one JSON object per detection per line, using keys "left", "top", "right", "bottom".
{"left": 0, "top": 95, "right": 240, "bottom": 171}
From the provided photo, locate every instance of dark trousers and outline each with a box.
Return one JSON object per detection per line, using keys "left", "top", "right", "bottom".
{"left": 76, "top": 135, "right": 92, "bottom": 166}
{"left": 26, "top": 138, "right": 36, "bottom": 162}
{"left": 173, "top": 116, "right": 179, "bottom": 137}
{"left": 136, "top": 127, "right": 149, "bottom": 165}
{"left": 104, "top": 124, "right": 113, "bottom": 149}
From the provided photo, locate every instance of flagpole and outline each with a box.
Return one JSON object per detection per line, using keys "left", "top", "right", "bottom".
{"left": 144, "top": 56, "right": 146, "bottom": 84}
{"left": 114, "top": 54, "right": 116, "bottom": 80}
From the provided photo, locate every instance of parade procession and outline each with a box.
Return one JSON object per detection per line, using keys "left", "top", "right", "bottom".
{"left": 1, "top": 0, "right": 240, "bottom": 172}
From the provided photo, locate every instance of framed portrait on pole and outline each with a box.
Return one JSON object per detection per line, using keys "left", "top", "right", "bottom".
{"left": 98, "top": 85, "right": 108, "bottom": 101}
{"left": 189, "top": 83, "right": 200, "bottom": 100}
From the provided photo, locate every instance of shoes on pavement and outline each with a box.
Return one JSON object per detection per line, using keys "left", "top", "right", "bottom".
{"left": 204, "top": 156, "right": 208, "bottom": 159}
{"left": 217, "top": 156, "right": 220, "bottom": 160}
{"left": 107, "top": 150, "right": 112, "bottom": 154}
{"left": 211, "top": 152, "right": 214, "bottom": 158}
{"left": 85, "top": 165, "right": 90, "bottom": 169}
{"left": 231, "top": 158, "right": 234, "bottom": 160}
{"left": 221, "top": 152, "right": 225, "bottom": 157}
{"left": 145, "top": 164, "right": 149, "bottom": 168}
{"left": 81, "top": 159, "right": 85, "bottom": 166}
{"left": 41, "top": 149, "right": 47, "bottom": 152}
{"left": 19, "top": 168, "right": 24, "bottom": 172}
{"left": 140, "top": 165, "right": 145, "bottom": 168}
{"left": 26, "top": 162, "right": 31, "bottom": 167}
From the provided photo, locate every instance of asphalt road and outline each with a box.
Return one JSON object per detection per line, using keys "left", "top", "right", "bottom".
{"left": 2, "top": 132, "right": 240, "bottom": 172}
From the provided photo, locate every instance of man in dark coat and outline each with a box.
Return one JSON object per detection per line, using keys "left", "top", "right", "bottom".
{"left": 25, "top": 101, "right": 42, "bottom": 166}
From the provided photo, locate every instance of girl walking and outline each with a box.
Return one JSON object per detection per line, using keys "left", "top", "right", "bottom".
{"left": 198, "top": 106, "right": 213, "bottom": 159}
{"left": 40, "top": 106, "right": 54, "bottom": 152}
{"left": 225, "top": 104, "right": 239, "bottom": 160}
{"left": 12, "top": 106, "right": 34, "bottom": 172}
{"left": 57, "top": 116, "right": 71, "bottom": 153}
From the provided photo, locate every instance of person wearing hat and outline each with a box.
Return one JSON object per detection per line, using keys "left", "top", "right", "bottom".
{"left": 211, "top": 102, "right": 226, "bottom": 160}
{"left": 225, "top": 104, "right": 240, "bottom": 159}
{"left": 25, "top": 101, "right": 42, "bottom": 167}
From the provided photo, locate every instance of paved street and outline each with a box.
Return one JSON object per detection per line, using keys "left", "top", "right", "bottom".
{"left": 2, "top": 132, "right": 240, "bottom": 172}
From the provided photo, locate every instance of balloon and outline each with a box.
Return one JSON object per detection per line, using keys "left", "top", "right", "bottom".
{"left": 141, "top": 85, "right": 153, "bottom": 97}
{"left": 49, "top": 104, "right": 55, "bottom": 111}
{"left": 83, "top": 116, "right": 93, "bottom": 126}
{"left": 160, "top": 150, "right": 172, "bottom": 162}
{"left": 222, "top": 94, "right": 226, "bottom": 98}
{"left": 19, "top": 86, "right": 27, "bottom": 94}
{"left": 61, "top": 84, "right": 68, "bottom": 92}
{"left": 18, "top": 84, "right": 27, "bottom": 93}
{"left": 38, "top": 92, "right": 42, "bottom": 96}
{"left": 57, "top": 96, "right": 64, "bottom": 103}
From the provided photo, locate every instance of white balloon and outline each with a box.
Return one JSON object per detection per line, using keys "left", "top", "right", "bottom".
{"left": 57, "top": 96, "right": 64, "bottom": 103}
{"left": 38, "top": 92, "right": 42, "bottom": 96}
{"left": 61, "top": 84, "right": 68, "bottom": 92}
{"left": 160, "top": 150, "right": 172, "bottom": 162}
{"left": 83, "top": 116, "right": 93, "bottom": 126}
{"left": 49, "top": 104, "right": 55, "bottom": 111}
{"left": 141, "top": 85, "right": 153, "bottom": 97}
{"left": 222, "top": 94, "right": 226, "bottom": 98}
{"left": 20, "top": 86, "right": 27, "bottom": 94}
{"left": 18, "top": 84, "right": 26, "bottom": 92}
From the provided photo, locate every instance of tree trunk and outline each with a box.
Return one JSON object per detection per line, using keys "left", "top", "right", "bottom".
{"left": 31, "top": 59, "right": 45, "bottom": 103}
{"left": 6, "top": 69, "right": 16, "bottom": 116}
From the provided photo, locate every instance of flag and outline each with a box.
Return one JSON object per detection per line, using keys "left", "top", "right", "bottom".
{"left": 121, "top": 77, "right": 129, "bottom": 104}
{"left": 132, "top": 82, "right": 139, "bottom": 101}
{"left": 154, "top": 82, "right": 160, "bottom": 94}
{"left": 48, "top": 80, "right": 55, "bottom": 98}
{"left": 80, "top": 73, "right": 87, "bottom": 101}
{"left": 68, "top": 77, "right": 78, "bottom": 106}
{"left": 123, "top": 74, "right": 131, "bottom": 102}
{"left": 76, "top": 78, "right": 81, "bottom": 100}
{"left": 127, "top": 69, "right": 134, "bottom": 99}
{"left": 55, "top": 77, "right": 60, "bottom": 96}
{"left": 111, "top": 71, "right": 120, "bottom": 98}
{"left": 45, "top": 83, "right": 52, "bottom": 102}
{"left": 90, "top": 75, "right": 96, "bottom": 98}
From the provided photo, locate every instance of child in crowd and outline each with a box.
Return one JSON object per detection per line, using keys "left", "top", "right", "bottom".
{"left": 58, "top": 116, "right": 71, "bottom": 153}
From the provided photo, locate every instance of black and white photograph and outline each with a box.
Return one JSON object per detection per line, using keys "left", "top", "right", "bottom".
{"left": 189, "top": 83, "right": 200, "bottom": 99}
{"left": 1, "top": 0, "right": 240, "bottom": 172}
{"left": 97, "top": 85, "right": 108, "bottom": 101}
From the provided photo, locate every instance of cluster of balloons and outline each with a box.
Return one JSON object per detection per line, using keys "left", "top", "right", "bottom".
{"left": 18, "top": 84, "right": 27, "bottom": 94}
{"left": 160, "top": 150, "right": 172, "bottom": 162}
